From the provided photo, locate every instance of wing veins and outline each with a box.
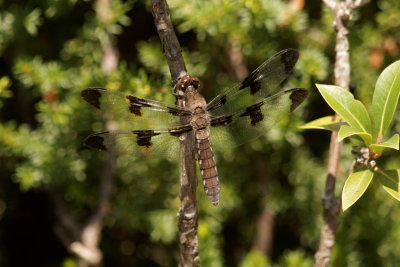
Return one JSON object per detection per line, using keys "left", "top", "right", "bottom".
{"left": 82, "top": 87, "right": 191, "bottom": 115}
{"left": 210, "top": 88, "right": 308, "bottom": 127}
{"left": 206, "top": 49, "right": 300, "bottom": 114}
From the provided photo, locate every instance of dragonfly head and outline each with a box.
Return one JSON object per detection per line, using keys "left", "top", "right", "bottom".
{"left": 176, "top": 75, "right": 200, "bottom": 92}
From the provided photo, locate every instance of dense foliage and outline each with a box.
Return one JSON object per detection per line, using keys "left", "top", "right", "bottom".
{"left": 0, "top": 0, "right": 399, "bottom": 266}
{"left": 302, "top": 60, "right": 400, "bottom": 211}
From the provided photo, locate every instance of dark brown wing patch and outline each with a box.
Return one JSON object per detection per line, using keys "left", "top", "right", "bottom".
{"left": 278, "top": 49, "right": 299, "bottom": 74}
{"left": 286, "top": 88, "right": 309, "bottom": 112}
{"left": 126, "top": 95, "right": 151, "bottom": 116}
{"left": 81, "top": 88, "right": 106, "bottom": 109}
{"left": 240, "top": 102, "right": 265, "bottom": 126}
{"left": 206, "top": 95, "right": 227, "bottom": 111}
{"left": 84, "top": 132, "right": 108, "bottom": 150}
{"left": 210, "top": 115, "right": 233, "bottom": 127}
{"left": 132, "top": 130, "right": 160, "bottom": 147}
{"left": 126, "top": 95, "right": 152, "bottom": 107}
{"left": 168, "top": 125, "right": 193, "bottom": 137}
{"left": 239, "top": 72, "right": 262, "bottom": 94}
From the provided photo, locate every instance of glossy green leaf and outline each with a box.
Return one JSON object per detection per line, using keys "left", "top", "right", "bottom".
{"left": 338, "top": 125, "right": 372, "bottom": 145}
{"left": 376, "top": 169, "right": 400, "bottom": 201}
{"left": 298, "top": 115, "right": 346, "bottom": 132}
{"left": 372, "top": 60, "right": 400, "bottom": 141}
{"left": 316, "top": 84, "right": 371, "bottom": 133}
{"left": 342, "top": 168, "right": 374, "bottom": 211}
{"left": 370, "top": 133, "right": 399, "bottom": 155}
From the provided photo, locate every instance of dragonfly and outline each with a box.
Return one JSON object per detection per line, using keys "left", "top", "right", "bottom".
{"left": 81, "top": 48, "right": 308, "bottom": 205}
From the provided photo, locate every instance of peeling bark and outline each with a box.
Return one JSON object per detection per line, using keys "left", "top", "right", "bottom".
{"left": 151, "top": 0, "right": 187, "bottom": 81}
{"left": 151, "top": 1, "right": 199, "bottom": 266}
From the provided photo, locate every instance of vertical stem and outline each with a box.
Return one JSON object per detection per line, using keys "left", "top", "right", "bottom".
{"left": 151, "top": 0, "right": 187, "bottom": 81}
{"left": 314, "top": 132, "right": 342, "bottom": 267}
{"left": 151, "top": 1, "right": 199, "bottom": 265}
{"left": 178, "top": 130, "right": 199, "bottom": 266}
{"left": 314, "top": 1, "right": 370, "bottom": 266}
{"left": 79, "top": 0, "right": 118, "bottom": 264}
{"left": 251, "top": 159, "right": 275, "bottom": 256}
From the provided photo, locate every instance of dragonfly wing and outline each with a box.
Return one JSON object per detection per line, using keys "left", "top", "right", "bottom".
{"left": 207, "top": 49, "right": 300, "bottom": 117}
{"left": 209, "top": 88, "right": 308, "bottom": 148}
{"left": 84, "top": 125, "right": 193, "bottom": 159}
{"left": 82, "top": 87, "right": 191, "bottom": 130}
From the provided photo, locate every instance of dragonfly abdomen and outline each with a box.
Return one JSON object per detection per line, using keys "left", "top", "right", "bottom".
{"left": 196, "top": 130, "right": 220, "bottom": 205}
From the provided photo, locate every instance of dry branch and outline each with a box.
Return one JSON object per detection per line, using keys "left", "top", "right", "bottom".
{"left": 314, "top": 1, "right": 370, "bottom": 266}
{"left": 252, "top": 158, "right": 275, "bottom": 257}
{"left": 226, "top": 36, "right": 249, "bottom": 81}
{"left": 151, "top": 0, "right": 187, "bottom": 81}
{"left": 151, "top": 1, "right": 199, "bottom": 266}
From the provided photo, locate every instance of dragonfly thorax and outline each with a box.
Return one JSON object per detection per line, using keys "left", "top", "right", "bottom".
{"left": 191, "top": 112, "right": 210, "bottom": 130}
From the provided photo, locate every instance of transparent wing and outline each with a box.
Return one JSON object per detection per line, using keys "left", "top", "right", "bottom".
{"left": 209, "top": 88, "right": 308, "bottom": 148}
{"left": 83, "top": 125, "right": 193, "bottom": 159}
{"left": 81, "top": 87, "right": 191, "bottom": 130}
{"left": 206, "top": 49, "right": 300, "bottom": 117}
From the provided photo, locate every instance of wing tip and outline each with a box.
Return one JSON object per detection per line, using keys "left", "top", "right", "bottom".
{"left": 81, "top": 88, "right": 108, "bottom": 109}
{"left": 287, "top": 88, "right": 308, "bottom": 112}
{"left": 275, "top": 48, "right": 299, "bottom": 57}
{"left": 84, "top": 133, "right": 108, "bottom": 150}
{"left": 278, "top": 48, "right": 299, "bottom": 74}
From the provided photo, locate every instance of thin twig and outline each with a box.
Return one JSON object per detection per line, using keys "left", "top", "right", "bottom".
{"left": 51, "top": 191, "right": 103, "bottom": 266}
{"left": 226, "top": 36, "right": 248, "bottom": 81}
{"left": 314, "top": 1, "right": 370, "bottom": 266}
{"left": 52, "top": 1, "right": 117, "bottom": 266}
{"left": 151, "top": 0, "right": 187, "bottom": 81}
{"left": 252, "top": 158, "right": 274, "bottom": 256}
{"left": 151, "top": 1, "right": 199, "bottom": 266}
{"left": 79, "top": 0, "right": 118, "bottom": 263}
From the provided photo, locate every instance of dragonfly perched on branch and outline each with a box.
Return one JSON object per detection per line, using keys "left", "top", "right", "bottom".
{"left": 82, "top": 48, "right": 308, "bottom": 205}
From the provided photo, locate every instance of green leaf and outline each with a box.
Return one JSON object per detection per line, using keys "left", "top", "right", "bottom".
{"left": 239, "top": 250, "right": 269, "bottom": 267}
{"left": 370, "top": 133, "right": 399, "bottom": 155}
{"left": 24, "top": 8, "right": 43, "bottom": 36}
{"left": 298, "top": 115, "right": 346, "bottom": 131}
{"left": 338, "top": 125, "right": 372, "bottom": 145}
{"left": 0, "top": 76, "right": 13, "bottom": 98}
{"left": 372, "top": 60, "right": 400, "bottom": 141}
{"left": 376, "top": 169, "right": 400, "bottom": 201}
{"left": 316, "top": 84, "right": 372, "bottom": 133}
{"left": 342, "top": 168, "right": 374, "bottom": 211}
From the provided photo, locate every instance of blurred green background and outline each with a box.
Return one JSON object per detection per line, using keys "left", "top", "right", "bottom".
{"left": 0, "top": 0, "right": 399, "bottom": 266}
